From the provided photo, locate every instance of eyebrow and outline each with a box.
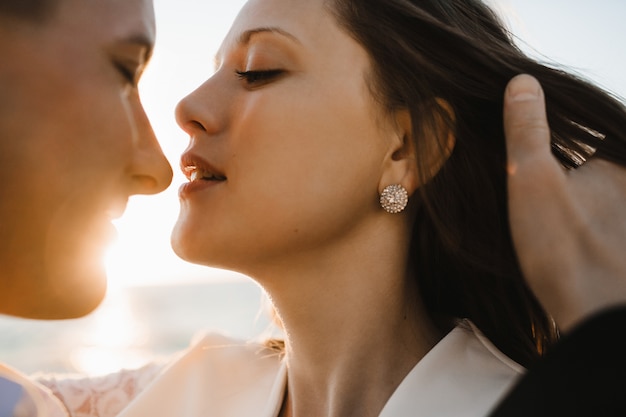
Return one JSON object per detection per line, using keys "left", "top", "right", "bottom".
{"left": 237, "top": 27, "right": 301, "bottom": 46}
{"left": 116, "top": 33, "right": 155, "bottom": 61}
{"left": 214, "top": 26, "right": 300, "bottom": 69}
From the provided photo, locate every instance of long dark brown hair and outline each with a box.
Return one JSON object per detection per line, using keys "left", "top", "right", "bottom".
{"left": 328, "top": 0, "right": 626, "bottom": 367}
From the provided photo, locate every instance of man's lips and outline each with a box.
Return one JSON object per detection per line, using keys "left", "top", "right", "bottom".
{"left": 105, "top": 201, "right": 128, "bottom": 220}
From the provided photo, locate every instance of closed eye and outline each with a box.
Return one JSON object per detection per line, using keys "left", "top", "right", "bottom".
{"left": 235, "top": 69, "right": 284, "bottom": 86}
{"left": 114, "top": 61, "right": 140, "bottom": 87}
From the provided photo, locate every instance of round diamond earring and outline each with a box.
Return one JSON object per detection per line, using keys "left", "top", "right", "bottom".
{"left": 379, "top": 184, "right": 408, "bottom": 214}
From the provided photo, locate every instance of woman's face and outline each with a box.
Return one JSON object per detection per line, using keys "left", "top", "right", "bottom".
{"left": 173, "top": 0, "right": 399, "bottom": 273}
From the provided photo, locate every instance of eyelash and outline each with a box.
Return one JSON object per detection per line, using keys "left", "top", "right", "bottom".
{"left": 235, "top": 69, "right": 283, "bottom": 85}
{"left": 115, "top": 62, "right": 139, "bottom": 87}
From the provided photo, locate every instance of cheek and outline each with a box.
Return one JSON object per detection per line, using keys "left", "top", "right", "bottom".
{"left": 231, "top": 91, "right": 384, "bottom": 234}
{"left": 237, "top": 84, "right": 384, "bottom": 190}
{"left": 60, "top": 83, "right": 135, "bottom": 165}
{"left": 34, "top": 85, "right": 133, "bottom": 250}
{"left": 174, "top": 80, "right": 388, "bottom": 267}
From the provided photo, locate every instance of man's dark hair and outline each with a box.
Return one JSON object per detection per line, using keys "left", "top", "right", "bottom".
{"left": 0, "top": 0, "right": 58, "bottom": 22}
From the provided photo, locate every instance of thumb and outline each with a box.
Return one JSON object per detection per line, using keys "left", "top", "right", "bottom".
{"left": 504, "top": 74, "right": 552, "bottom": 175}
{"left": 504, "top": 74, "right": 569, "bottom": 292}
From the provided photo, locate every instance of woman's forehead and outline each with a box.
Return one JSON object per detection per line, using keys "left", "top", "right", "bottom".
{"left": 216, "top": 0, "right": 345, "bottom": 62}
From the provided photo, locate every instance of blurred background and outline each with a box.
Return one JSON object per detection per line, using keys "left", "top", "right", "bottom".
{"left": 1, "top": 0, "right": 625, "bottom": 376}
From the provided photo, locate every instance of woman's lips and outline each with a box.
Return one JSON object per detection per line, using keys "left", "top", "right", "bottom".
{"left": 180, "top": 152, "right": 226, "bottom": 180}
{"left": 178, "top": 176, "right": 225, "bottom": 198}
{"left": 178, "top": 151, "right": 227, "bottom": 199}
{"left": 184, "top": 166, "right": 227, "bottom": 182}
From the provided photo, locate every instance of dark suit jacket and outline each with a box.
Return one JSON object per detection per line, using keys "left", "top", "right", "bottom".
{"left": 490, "top": 307, "right": 626, "bottom": 416}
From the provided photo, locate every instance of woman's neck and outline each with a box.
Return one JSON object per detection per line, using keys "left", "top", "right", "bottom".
{"left": 256, "top": 229, "right": 443, "bottom": 417}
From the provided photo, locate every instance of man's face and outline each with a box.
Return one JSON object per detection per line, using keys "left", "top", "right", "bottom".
{"left": 0, "top": 0, "right": 172, "bottom": 318}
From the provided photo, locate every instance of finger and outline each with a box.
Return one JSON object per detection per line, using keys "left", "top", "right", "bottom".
{"left": 504, "top": 74, "right": 554, "bottom": 177}
{"left": 504, "top": 74, "right": 566, "bottom": 213}
{"left": 503, "top": 75, "right": 573, "bottom": 282}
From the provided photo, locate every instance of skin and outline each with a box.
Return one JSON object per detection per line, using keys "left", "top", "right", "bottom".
{"left": 173, "top": 0, "right": 444, "bottom": 415}
{"left": 174, "top": 0, "right": 409, "bottom": 272}
{"left": 504, "top": 75, "right": 626, "bottom": 332}
{"left": 0, "top": 0, "right": 173, "bottom": 319}
{"left": 173, "top": 0, "right": 626, "bottom": 413}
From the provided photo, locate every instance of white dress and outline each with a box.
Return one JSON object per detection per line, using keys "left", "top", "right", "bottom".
{"left": 39, "top": 320, "right": 524, "bottom": 417}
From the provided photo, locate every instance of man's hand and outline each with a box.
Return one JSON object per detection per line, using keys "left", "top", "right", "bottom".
{"left": 504, "top": 74, "right": 626, "bottom": 331}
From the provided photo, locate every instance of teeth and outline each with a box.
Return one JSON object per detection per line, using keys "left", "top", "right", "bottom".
{"left": 190, "top": 170, "right": 201, "bottom": 181}
{"left": 186, "top": 166, "right": 225, "bottom": 182}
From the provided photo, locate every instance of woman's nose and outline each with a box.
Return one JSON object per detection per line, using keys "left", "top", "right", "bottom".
{"left": 175, "top": 77, "right": 228, "bottom": 137}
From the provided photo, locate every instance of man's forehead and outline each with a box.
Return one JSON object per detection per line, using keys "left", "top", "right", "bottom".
{"left": 56, "top": 0, "right": 156, "bottom": 44}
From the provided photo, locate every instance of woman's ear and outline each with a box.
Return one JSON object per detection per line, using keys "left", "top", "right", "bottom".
{"left": 420, "top": 98, "right": 456, "bottom": 183}
{"left": 379, "top": 100, "right": 456, "bottom": 197}
{"left": 379, "top": 109, "right": 420, "bottom": 197}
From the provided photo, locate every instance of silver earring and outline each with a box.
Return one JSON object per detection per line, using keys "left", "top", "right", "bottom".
{"left": 380, "top": 184, "right": 408, "bottom": 214}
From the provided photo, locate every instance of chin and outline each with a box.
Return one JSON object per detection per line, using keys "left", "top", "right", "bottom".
{"left": 54, "top": 258, "right": 109, "bottom": 318}
{"left": 54, "top": 273, "right": 107, "bottom": 318}
{"left": 171, "top": 225, "right": 232, "bottom": 270}
{"left": 37, "top": 286, "right": 106, "bottom": 319}
{"left": 2, "top": 265, "right": 108, "bottom": 320}
{"left": 171, "top": 219, "right": 207, "bottom": 262}
{"left": 171, "top": 236, "right": 212, "bottom": 266}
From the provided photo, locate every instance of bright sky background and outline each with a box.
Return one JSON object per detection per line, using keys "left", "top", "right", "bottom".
{"left": 105, "top": 0, "right": 626, "bottom": 288}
